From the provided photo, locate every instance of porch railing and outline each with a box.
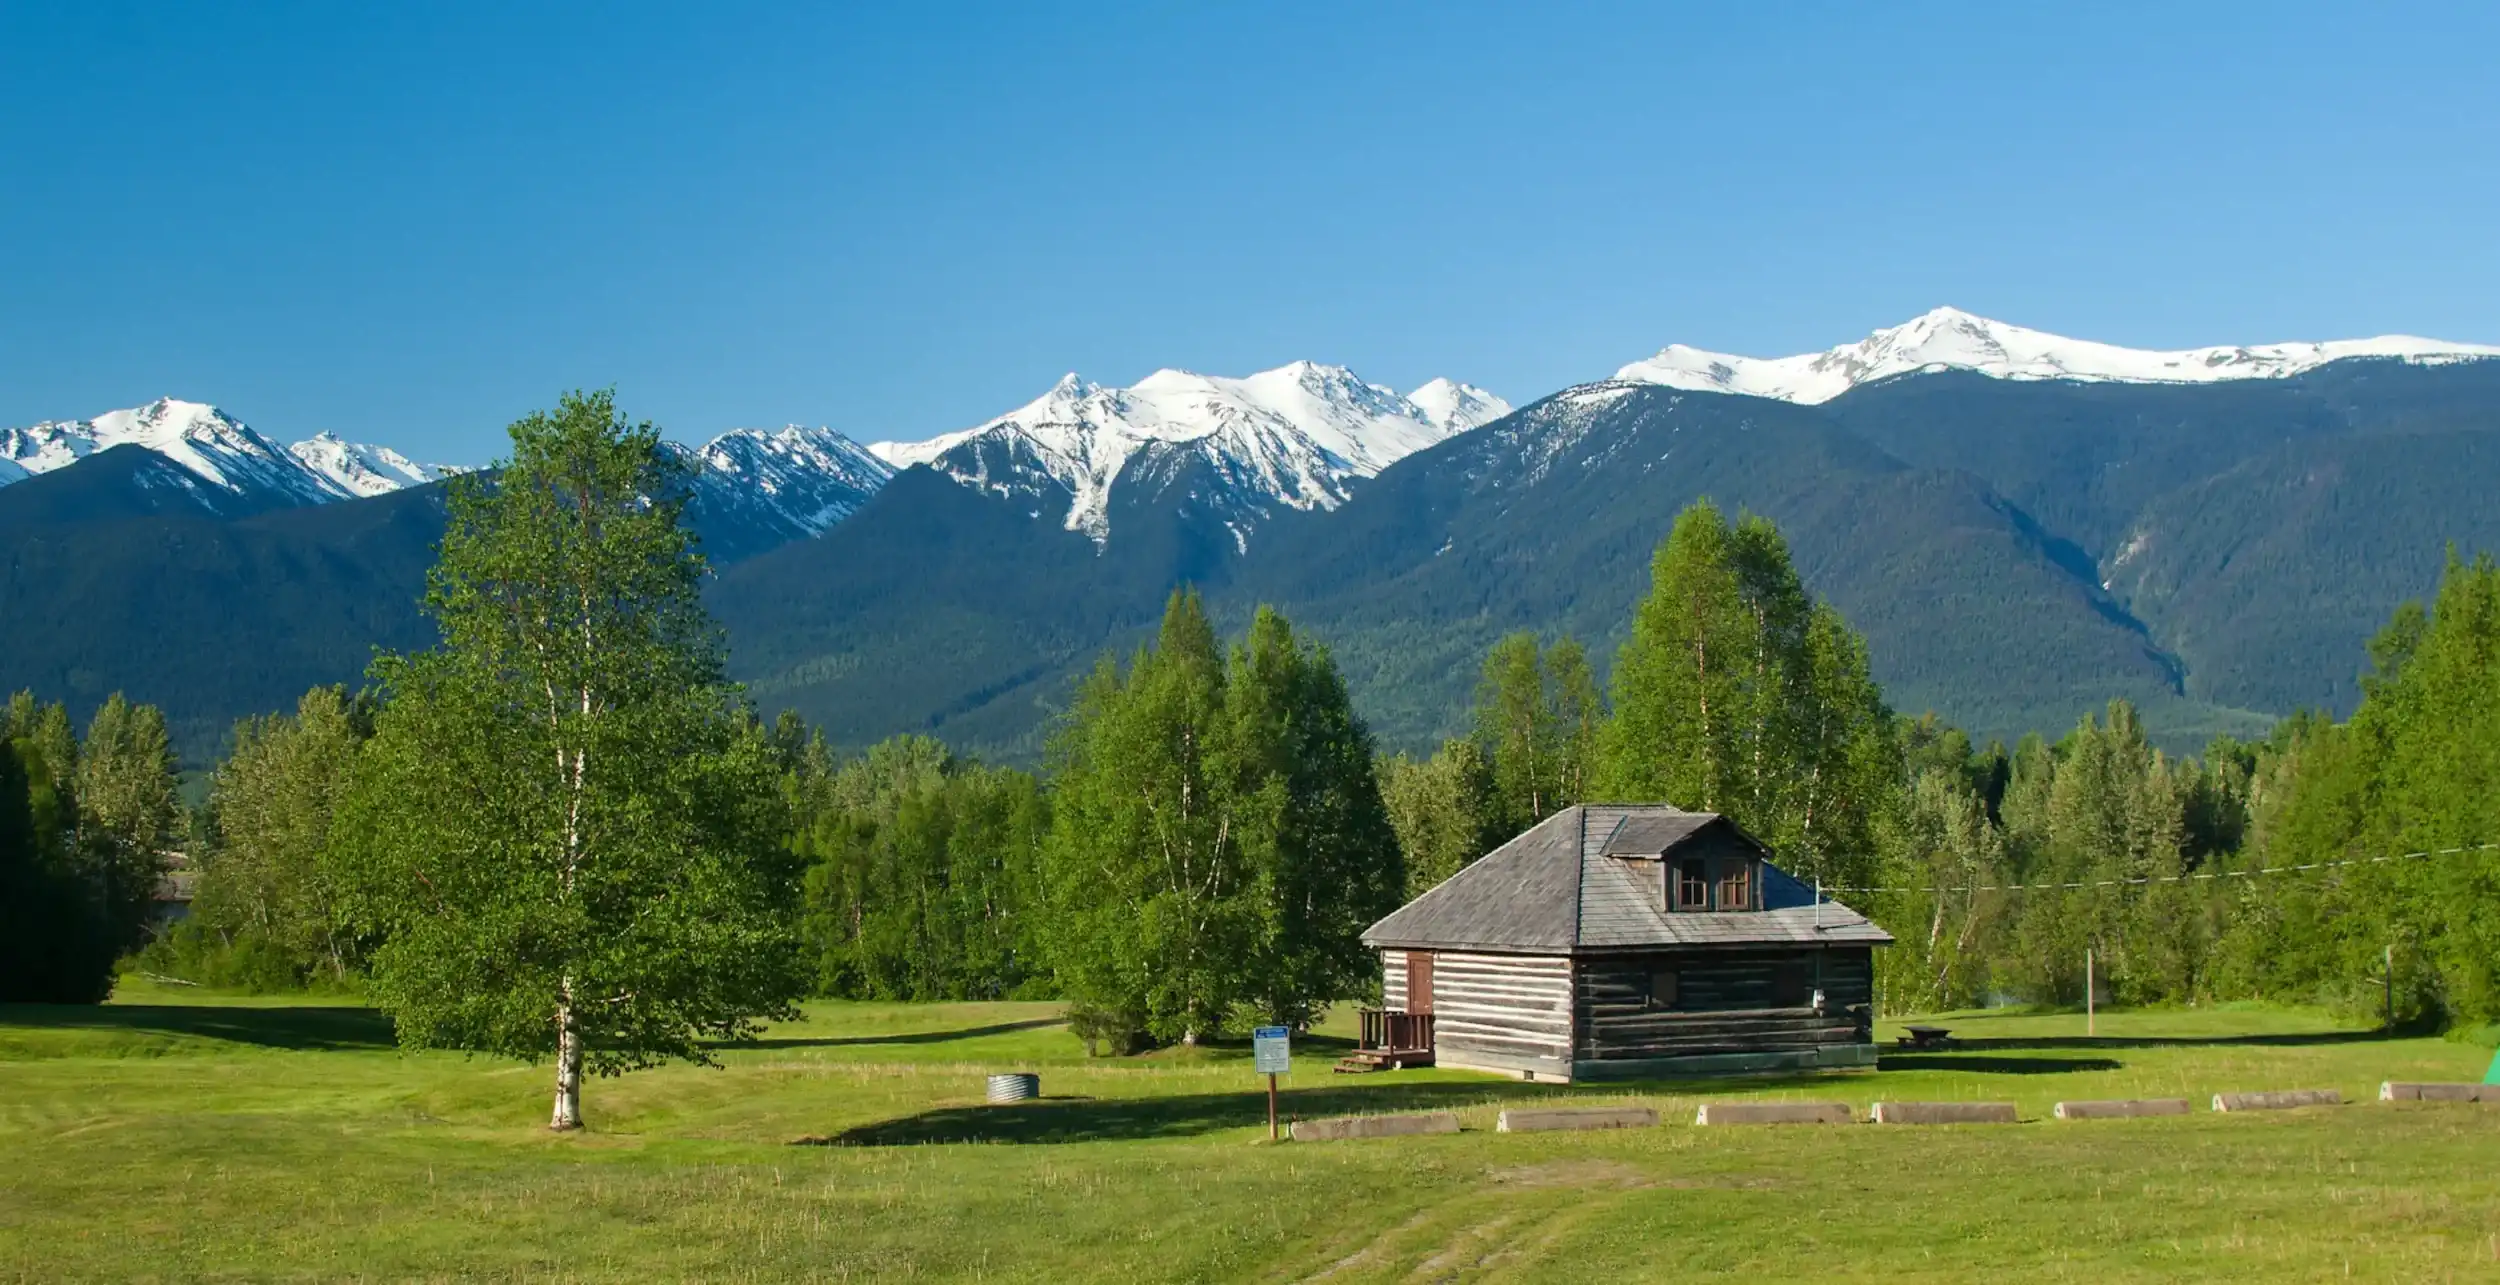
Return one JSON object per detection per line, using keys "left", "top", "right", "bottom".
{"left": 1358, "top": 1008, "right": 1435, "bottom": 1053}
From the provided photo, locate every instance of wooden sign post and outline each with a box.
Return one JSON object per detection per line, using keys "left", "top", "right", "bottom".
{"left": 1253, "top": 1026, "right": 1291, "bottom": 1141}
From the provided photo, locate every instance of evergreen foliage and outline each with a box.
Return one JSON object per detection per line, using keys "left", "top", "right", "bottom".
{"left": 331, "top": 390, "right": 806, "bottom": 1130}
{"left": 0, "top": 691, "right": 183, "bottom": 1002}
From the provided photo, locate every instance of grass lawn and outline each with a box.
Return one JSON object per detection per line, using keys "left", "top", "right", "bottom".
{"left": 3, "top": 980, "right": 2496, "bottom": 1282}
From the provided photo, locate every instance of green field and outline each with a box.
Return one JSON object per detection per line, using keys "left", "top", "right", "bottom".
{"left": 3, "top": 981, "right": 2496, "bottom": 1282}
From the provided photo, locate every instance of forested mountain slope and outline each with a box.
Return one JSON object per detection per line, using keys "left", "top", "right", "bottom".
{"left": 1237, "top": 383, "right": 2208, "bottom": 750}
{"left": 0, "top": 479, "right": 448, "bottom": 755}
{"left": 8, "top": 353, "right": 2500, "bottom": 765}
{"left": 1825, "top": 360, "right": 2500, "bottom": 720}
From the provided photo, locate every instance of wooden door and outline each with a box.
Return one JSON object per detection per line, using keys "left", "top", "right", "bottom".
{"left": 1407, "top": 951, "right": 1435, "bottom": 1014}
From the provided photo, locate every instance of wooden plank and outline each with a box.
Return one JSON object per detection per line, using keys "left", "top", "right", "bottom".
{"left": 2212, "top": 1089, "right": 2341, "bottom": 1112}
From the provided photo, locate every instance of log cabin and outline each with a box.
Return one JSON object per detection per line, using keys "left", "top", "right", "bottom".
{"left": 1350, "top": 804, "right": 1889, "bottom": 1082}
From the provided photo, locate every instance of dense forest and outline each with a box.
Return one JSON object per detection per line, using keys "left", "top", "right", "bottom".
{"left": 14, "top": 406, "right": 2500, "bottom": 1057}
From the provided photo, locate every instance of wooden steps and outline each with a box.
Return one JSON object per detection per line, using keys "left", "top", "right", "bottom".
{"left": 1333, "top": 1048, "right": 1434, "bottom": 1073}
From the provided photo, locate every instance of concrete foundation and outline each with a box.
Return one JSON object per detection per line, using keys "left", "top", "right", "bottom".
{"left": 1496, "top": 1106, "right": 1659, "bottom": 1133}
{"left": 1290, "top": 1111, "right": 1462, "bottom": 1142}
{"left": 2212, "top": 1088, "right": 2341, "bottom": 1112}
{"left": 2054, "top": 1098, "right": 2192, "bottom": 1120}
{"left": 1694, "top": 1101, "right": 1853, "bottom": 1125}
{"left": 2380, "top": 1082, "right": 2491, "bottom": 1102}
{"left": 1871, "top": 1101, "right": 2018, "bottom": 1125}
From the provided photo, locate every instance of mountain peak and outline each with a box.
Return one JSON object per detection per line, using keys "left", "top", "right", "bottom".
{"left": 868, "top": 361, "right": 1507, "bottom": 544}
{"left": 1616, "top": 310, "right": 2500, "bottom": 404}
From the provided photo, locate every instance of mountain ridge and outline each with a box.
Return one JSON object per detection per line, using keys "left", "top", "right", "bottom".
{"left": 1615, "top": 306, "right": 2500, "bottom": 404}
{"left": 868, "top": 362, "right": 1511, "bottom": 543}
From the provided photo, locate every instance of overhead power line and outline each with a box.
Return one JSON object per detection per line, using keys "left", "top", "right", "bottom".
{"left": 1821, "top": 841, "right": 2500, "bottom": 896}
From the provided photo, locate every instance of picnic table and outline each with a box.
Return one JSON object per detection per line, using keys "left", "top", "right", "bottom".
{"left": 1897, "top": 1025, "right": 1955, "bottom": 1050}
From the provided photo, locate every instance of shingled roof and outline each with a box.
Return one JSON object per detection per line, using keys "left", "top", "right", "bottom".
{"left": 1363, "top": 804, "right": 1892, "bottom": 953}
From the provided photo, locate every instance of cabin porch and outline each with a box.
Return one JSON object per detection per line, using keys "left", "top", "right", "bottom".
{"left": 1333, "top": 1009, "right": 1436, "bottom": 1073}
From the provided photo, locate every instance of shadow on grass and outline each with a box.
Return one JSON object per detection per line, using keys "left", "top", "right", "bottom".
{"left": 726, "top": 1018, "right": 1067, "bottom": 1050}
{"left": 0, "top": 1002, "right": 395, "bottom": 1050}
{"left": 1937, "top": 1031, "right": 2386, "bottom": 1052}
{"left": 807, "top": 1079, "right": 1580, "bottom": 1145}
{"left": 1878, "top": 1053, "right": 2124, "bottom": 1075}
{"left": 811, "top": 1064, "right": 1906, "bottom": 1146}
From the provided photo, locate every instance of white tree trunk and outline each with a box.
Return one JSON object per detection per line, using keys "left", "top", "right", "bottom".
{"left": 550, "top": 983, "right": 583, "bottom": 1131}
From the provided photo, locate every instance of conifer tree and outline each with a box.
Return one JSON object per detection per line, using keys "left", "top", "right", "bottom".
{"left": 74, "top": 693, "right": 182, "bottom": 963}
{"left": 334, "top": 390, "right": 804, "bottom": 1130}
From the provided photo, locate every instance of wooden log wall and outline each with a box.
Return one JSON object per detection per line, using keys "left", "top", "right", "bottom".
{"left": 1381, "top": 949, "right": 1573, "bottom": 1075}
{"left": 1575, "top": 947, "right": 1874, "bottom": 1062}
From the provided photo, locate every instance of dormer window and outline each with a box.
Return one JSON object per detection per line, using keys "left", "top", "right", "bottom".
{"left": 1675, "top": 859, "right": 1709, "bottom": 910}
{"left": 1598, "top": 811, "right": 1770, "bottom": 913}
{"left": 1717, "top": 861, "right": 1753, "bottom": 911}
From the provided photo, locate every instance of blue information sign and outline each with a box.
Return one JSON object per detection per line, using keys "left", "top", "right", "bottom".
{"left": 1252, "top": 1025, "right": 1291, "bottom": 1075}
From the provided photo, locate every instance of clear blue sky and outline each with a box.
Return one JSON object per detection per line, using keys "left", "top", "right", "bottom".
{"left": 5, "top": 2, "right": 2496, "bottom": 463}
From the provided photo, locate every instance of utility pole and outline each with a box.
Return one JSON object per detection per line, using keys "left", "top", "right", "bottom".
{"left": 2086, "top": 948, "right": 2096, "bottom": 1038}
{"left": 2385, "top": 943, "right": 2395, "bottom": 1032}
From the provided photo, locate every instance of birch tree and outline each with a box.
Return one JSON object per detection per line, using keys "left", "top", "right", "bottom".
{"left": 1597, "top": 502, "right": 1896, "bottom": 886}
{"left": 335, "top": 390, "right": 803, "bottom": 1131}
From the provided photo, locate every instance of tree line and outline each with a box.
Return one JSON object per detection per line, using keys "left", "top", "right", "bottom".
{"left": 16, "top": 391, "right": 2500, "bottom": 1126}
{"left": 0, "top": 692, "right": 184, "bottom": 1001}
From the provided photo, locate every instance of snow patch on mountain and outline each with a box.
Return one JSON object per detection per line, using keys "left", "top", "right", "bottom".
{"left": 680, "top": 424, "right": 893, "bottom": 536}
{"left": 1406, "top": 378, "right": 1512, "bottom": 434}
{"left": 867, "top": 363, "right": 1505, "bottom": 542}
{"left": 1, "top": 399, "right": 346, "bottom": 504}
{"left": 1614, "top": 306, "right": 2500, "bottom": 405}
{"left": 288, "top": 432, "right": 470, "bottom": 498}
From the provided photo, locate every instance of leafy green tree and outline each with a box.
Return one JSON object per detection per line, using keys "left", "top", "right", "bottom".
{"left": 1598, "top": 502, "right": 1897, "bottom": 887}
{"left": 1379, "top": 739, "right": 1497, "bottom": 898}
{"left": 1042, "top": 593, "right": 1398, "bottom": 1046}
{"left": 1873, "top": 768, "right": 2011, "bottom": 1014}
{"left": 1042, "top": 589, "right": 1252, "bottom": 1047}
{"left": 1231, "top": 607, "right": 1405, "bottom": 1029}
{"left": 0, "top": 734, "right": 94, "bottom": 1001}
{"left": 1599, "top": 502, "right": 1750, "bottom": 815}
{"left": 333, "top": 390, "right": 804, "bottom": 1131}
{"left": 0, "top": 691, "right": 181, "bottom": 1002}
{"left": 181, "top": 686, "right": 372, "bottom": 986}
{"left": 793, "top": 734, "right": 1048, "bottom": 1001}
{"left": 73, "top": 693, "right": 183, "bottom": 963}
{"left": 1472, "top": 633, "right": 1602, "bottom": 834}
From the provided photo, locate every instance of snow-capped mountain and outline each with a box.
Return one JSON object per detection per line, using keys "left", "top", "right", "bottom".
{"left": 675, "top": 425, "right": 894, "bottom": 563}
{"left": 868, "top": 362, "right": 1510, "bottom": 542}
{"left": 1614, "top": 306, "right": 2500, "bottom": 405}
{"left": 287, "top": 432, "right": 469, "bottom": 498}
{"left": 2, "top": 399, "right": 348, "bottom": 506}
{"left": 0, "top": 398, "right": 469, "bottom": 509}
